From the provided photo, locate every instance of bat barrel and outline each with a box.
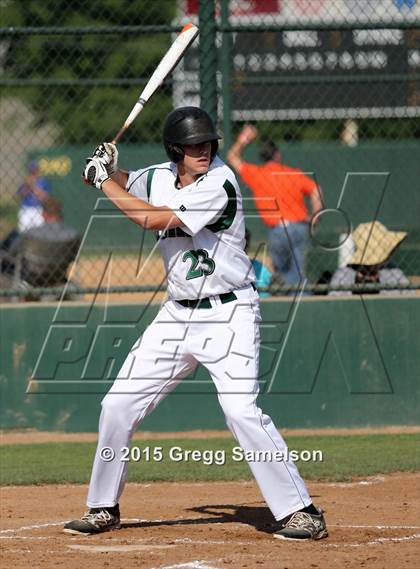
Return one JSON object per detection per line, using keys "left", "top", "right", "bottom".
{"left": 111, "top": 22, "right": 199, "bottom": 144}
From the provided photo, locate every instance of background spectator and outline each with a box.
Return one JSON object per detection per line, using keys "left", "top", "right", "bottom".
{"left": 329, "top": 221, "right": 410, "bottom": 295}
{"left": 1, "top": 196, "right": 80, "bottom": 291}
{"left": 17, "top": 159, "right": 52, "bottom": 231}
{"left": 340, "top": 119, "right": 359, "bottom": 147}
{"left": 245, "top": 228, "right": 272, "bottom": 298}
{"left": 228, "top": 124, "right": 322, "bottom": 287}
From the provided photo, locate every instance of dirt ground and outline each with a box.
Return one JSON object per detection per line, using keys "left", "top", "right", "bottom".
{"left": 1, "top": 473, "right": 419, "bottom": 569}
{"left": 68, "top": 254, "right": 420, "bottom": 305}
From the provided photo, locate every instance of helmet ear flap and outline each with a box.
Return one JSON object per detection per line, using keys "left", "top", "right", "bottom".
{"left": 165, "top": 143, "right": 184, "bottom": 163}
{"left": 172, "top": 144, "right": 185, "bottom": 162}
{"left": 211, "top": 140, "right": 219, "bottom": 160}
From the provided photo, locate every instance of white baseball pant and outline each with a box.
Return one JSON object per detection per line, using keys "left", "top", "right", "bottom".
{"left": 86, "top": 285, "right": 311, "bottom": 521}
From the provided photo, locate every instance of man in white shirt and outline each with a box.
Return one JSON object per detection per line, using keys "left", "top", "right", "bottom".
{"left": 63, "top": 107, "right": 327, "bottom": 541}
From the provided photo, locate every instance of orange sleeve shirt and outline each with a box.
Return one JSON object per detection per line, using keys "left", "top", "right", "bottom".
{"left": 239, "top": 161, "right": 317, "bottom": 227}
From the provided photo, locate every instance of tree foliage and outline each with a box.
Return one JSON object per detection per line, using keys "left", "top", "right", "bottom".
{"left": 2, "top": 0, "right": 178, "bottom": 143}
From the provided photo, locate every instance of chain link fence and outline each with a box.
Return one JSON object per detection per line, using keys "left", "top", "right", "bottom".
{"left": 1, "top": 0, "right": 419, "bottom": 302}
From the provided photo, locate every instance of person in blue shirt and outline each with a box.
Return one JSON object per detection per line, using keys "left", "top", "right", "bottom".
{"left": 17, "top": 160, "right": 52, "bottom": 231}
{"left": 245, "top": 228, "right": 272, "bottom": 297}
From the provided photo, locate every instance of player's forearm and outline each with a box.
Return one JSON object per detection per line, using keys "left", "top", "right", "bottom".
{"left": 101, "top": 178, "right": 182, "bottom": 230}
{"left": 110, "top": 169, "right": 129, "bottom": 188}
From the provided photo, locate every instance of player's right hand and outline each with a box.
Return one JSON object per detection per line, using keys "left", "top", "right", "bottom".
{"left": 83, "top": 157, "right": 110, "bottom": 190}
{"left": 92, "top": 142, "right": 119, "bottom": 174}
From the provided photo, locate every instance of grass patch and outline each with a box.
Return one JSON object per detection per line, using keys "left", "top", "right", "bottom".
{"left": 1, "top": 434, "right": 419, "bottom": 486}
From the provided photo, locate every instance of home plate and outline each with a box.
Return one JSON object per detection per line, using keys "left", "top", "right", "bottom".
{"left": 68, "top": 544, "right": 175, "bottom": 553}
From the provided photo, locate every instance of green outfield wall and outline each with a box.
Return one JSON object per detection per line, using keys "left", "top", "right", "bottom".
{"left": 1, "top": 296, "right": 418, "bottom": 431}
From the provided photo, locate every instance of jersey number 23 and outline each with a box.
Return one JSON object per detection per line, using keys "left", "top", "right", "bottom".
{"left": 182, "top": 249, "right": 215, "bottom": 280}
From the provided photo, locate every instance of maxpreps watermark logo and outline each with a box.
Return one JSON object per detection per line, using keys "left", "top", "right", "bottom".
{"left": 29, "top": 171, "right": 397, "bottom": 396}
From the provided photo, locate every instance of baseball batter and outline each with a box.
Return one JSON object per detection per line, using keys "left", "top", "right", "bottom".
{"left": 63, "top": 107, "right": 327, "bottom": 540}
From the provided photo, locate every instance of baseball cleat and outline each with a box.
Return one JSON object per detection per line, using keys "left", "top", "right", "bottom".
{"left": 63, "top": 506, "right": 121, "bottom": 535}
{"left": 273, "top": 508, "right": 328, "bottom": 540}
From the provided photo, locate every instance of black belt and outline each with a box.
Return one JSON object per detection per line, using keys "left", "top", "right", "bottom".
{"left": 176, "top": 283, "right": 256, "bottom": 309}
{"left": 177, "top": 291, "right": 237, "bottom": 309}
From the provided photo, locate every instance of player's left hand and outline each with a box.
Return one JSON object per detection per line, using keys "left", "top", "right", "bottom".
{"left": 92, "top": 142, "right": 119, "bottom": 174}
{"left": 83, "top": 157, "right": 110, "bottom": 190}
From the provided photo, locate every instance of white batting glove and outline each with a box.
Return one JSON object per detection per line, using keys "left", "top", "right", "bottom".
{"left": 92, "top": 142, "right": 119, "bottom": 174}
{"left": 83, "top": 157, "right": 110, "bottom": 190}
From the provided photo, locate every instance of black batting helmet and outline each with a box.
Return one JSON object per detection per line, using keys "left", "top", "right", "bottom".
{"left": 163, "top": 106, "right": 221, "bottom": 163}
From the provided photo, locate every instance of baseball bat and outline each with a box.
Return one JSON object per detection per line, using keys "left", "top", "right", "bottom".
{"left": 112, "top": 23, "right": 199, "bottom": 144}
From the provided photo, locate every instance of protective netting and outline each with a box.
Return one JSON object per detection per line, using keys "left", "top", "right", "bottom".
{"left": 0, "top": 0, "right": 419, "bottom": 302}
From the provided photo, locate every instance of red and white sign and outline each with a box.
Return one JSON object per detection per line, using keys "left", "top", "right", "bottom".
{"left": 185, "top": 0, "right": 280, "bottom": 16}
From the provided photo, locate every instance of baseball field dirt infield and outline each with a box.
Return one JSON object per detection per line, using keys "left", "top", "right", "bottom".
{"left": 1, "top": 472, "right": 419, "bottom": 568}
{"left": 0, "top": 427, "right": 420, "bottom": 569}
